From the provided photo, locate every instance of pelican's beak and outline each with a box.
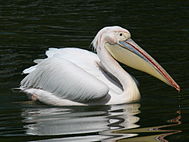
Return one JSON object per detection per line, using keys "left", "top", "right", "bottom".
{"left": 105, "top": 38, "right": 180, "bottom": 91}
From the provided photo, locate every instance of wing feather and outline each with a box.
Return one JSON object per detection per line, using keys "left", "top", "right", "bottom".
{"left": 21, "top": 56, "right": 109, "bottom": 103}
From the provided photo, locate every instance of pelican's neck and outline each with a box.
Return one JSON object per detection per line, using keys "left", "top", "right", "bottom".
{"left": 97, "top": 47, "right": 140, "bottom": 101}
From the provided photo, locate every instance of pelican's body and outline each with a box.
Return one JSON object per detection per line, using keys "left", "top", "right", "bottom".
{"left": 20, "top": 26, "right": 180, "bottom": 106}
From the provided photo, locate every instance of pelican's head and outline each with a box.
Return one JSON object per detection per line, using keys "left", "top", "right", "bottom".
{"left": 92, "top": 26, "right": 180, "bottom": 91}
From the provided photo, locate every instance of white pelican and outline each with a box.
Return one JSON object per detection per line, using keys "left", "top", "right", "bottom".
{"left": 20, "top": 26, "right": 180, "bottom": 106}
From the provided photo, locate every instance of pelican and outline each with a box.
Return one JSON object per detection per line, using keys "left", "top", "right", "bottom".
{"left": 20, "top": 26, "right": 180, "bottom": 106}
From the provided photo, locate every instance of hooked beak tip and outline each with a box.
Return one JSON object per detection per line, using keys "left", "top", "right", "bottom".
{"left": 175, "top": 84, "right": 181, "bottom": 92}
{"left": 170, "top": 79, "right": 180, "bottom": 92}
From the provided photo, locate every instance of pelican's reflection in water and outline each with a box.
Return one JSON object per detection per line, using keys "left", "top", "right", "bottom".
{"left": 21, "top": 103, "right": 140, "bottom": 141}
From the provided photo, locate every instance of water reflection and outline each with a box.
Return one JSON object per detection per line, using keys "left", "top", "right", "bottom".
{"left": 21, "top": 103, "right": 140, "bottom": 141}
{"left": 115, "top": 109, "right": 182, "bottom": 142}
{"left": 21, "top": 103, "right": 182, "bottom": 142}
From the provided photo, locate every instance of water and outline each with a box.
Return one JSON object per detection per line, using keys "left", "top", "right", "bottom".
{"left": 0, "top": 0, "right": 189, "bottom": 141}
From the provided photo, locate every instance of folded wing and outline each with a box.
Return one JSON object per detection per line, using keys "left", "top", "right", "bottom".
{"left": 21, "top": 54, "right": 109, "bottom": 103}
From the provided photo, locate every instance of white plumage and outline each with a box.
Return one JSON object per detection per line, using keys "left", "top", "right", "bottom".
{"left": 20, "top": 26, "right": 180, "bottom": 106}
{"left": 21, "top": 48, "right": 125, "bottom": 105}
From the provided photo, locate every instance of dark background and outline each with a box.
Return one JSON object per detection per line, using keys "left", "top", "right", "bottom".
{"left": 0, "top": 0, "right": 188, "bottom": 141}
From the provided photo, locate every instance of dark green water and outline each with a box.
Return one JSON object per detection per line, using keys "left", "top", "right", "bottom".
{"left": 0, "top": 0, "right": 189, "bottom": 141}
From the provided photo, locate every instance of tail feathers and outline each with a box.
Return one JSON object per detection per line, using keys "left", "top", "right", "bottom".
{"left": 11, "top": 87, "right": 22, "bottom": 92}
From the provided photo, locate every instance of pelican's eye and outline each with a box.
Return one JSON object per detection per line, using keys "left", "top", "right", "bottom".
{"left": 119, "top": 33, "right": 123, "bottom": 36}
